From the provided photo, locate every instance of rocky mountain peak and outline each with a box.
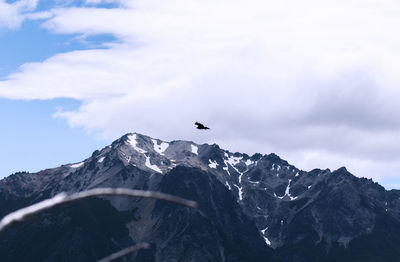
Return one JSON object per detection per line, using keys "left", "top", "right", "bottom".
{"left": 1, "top": 132, "right": 400, "bottom": 261}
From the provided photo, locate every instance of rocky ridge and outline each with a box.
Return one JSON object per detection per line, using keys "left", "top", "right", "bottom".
{"left": 1, "top": 132, "right": 400, "bottom": 261}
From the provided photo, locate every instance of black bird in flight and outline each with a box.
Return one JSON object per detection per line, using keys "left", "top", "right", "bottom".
{"left": 195, "top": 122, "right": 210, "bottom": 130}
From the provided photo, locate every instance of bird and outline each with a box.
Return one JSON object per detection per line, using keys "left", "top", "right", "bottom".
{"left": 195, "top": 122, "right": 210, "bottom": 130}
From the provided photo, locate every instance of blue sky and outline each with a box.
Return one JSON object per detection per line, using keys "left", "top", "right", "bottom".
{"left": 0, "top": 1, "right": 114, "bottom": 177}
{"left": 0, "top": 21, "right": 74, "bottom": 77}
{"left": 0, "top": 19, "right": 112, "bottom": 177}
{"left": 0, "top": 0, "right": 400, "bottom": 189}
{"left": 0, "top": 18, "right": 116, "bottom": 77}
{"left": 0, "top": 98, "right": 110, "bottom": 177}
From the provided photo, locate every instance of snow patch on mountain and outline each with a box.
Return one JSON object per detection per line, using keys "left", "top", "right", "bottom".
{"left": 226, "top": 155, "right": 242, "bottom": 166}
{"left": 208, "top": 160, "right": 218, "bottom": 169}
{"left": 127, "top": 134, "right": 147, "bottom": 154}
{"left": 70, "top": 162, "right": 84, "bottom": 168}
{"left": 261, "top": 227, "right": 271, "bottom": 246}
{"left": 223, "top": 155, "right": 247, "bottom": 200}
{"left": 233, "top": 184, "right": 244, "bottom": 201}
{"left": 145, "top": 156, "right": 162, "bottom": 173}
{"left": 278, "top": 179, "right": 297, "bottom": 200}
{"left": 191, "top": 144, "right": 198, "bottom": 155}
{"left": 271, "top": 164, "right": 281, "bottom": 171}
{"left": 223, "top": 165, "right": 230, "bottom": 175}
{"left": 237, "top": 186, "right": 244, "bottom": 200}
{"left": 151, "top": 139, "right": 169, "bottom": 155}
{"left": 245, "top": 159, "right": 254, "bottom": 166}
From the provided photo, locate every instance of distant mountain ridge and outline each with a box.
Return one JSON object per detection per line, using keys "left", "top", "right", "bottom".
{"left": 1, "top": 132, "right": 400, "bottom": 261}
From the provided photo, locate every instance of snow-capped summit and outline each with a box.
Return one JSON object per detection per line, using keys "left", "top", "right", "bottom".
{"left": 1, "top": 132, "right": 400, "bottom": 261}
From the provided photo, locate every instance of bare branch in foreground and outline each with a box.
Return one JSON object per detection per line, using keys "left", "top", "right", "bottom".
{"left": 97, "top": 242, "right": 150, "bottom": 262}
{"left": 0, "top": 187, "right": 197, "bottom": 233}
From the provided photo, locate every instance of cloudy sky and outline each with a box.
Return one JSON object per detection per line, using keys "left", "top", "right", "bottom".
{"left": 1, "top": 0, "right": 400, "bottom": 189}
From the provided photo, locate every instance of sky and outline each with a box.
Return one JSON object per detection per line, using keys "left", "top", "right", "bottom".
{"left": 0, "top": 0, "right": 400, "bottom": 189}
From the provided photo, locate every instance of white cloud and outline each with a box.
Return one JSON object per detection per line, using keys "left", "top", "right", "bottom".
{"left": 0, "top": 0, "right": 38, "bottom": 29}
{"left": 1, "top": 0, "right": 400, "bottom": 186}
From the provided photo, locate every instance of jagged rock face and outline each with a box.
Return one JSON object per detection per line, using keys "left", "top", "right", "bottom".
{"left": 151, "top": 166, "right": 274, "bottom": 262}
{"left": 0, "top": 132, "right": 400, "bottom": 261}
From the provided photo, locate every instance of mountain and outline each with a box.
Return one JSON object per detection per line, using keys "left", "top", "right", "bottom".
{"left": 0, "top": 132, "right": 400, "bottom": 262}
